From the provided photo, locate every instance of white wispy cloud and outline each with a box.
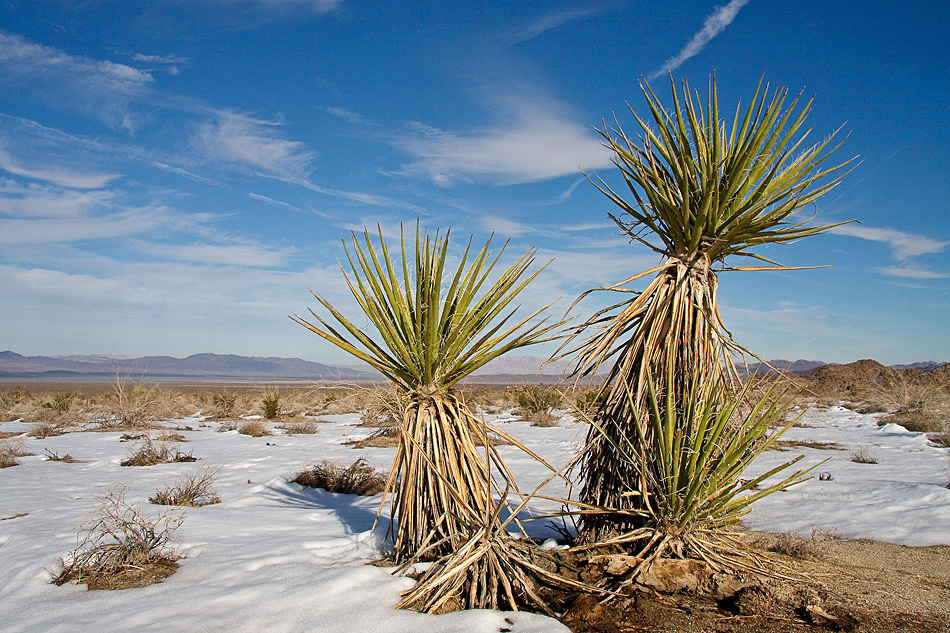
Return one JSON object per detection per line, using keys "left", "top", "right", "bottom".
{"left": 0, "top": 207, "right": 168, "bottom": 244}
{"left": 397, "top": 96, "right": 613, "bottom": 186}
{"left": 877, "top": 264, "right": 947, "bottom": 280}
{"left": 830, "top": 224, "right": 949, "bottom": 261}
{"left": 0, "top": 31, "right": 154, "bottom": 130}
{"left": 132, "top": 241, "right": 293, "bottom": 267}
{"left": 132, "top": 52, "right": 190, "bottom": 75}
{"left": 648, "top": 0, "right": 753, "bottom": 80}
{"left": 326, "top": 107, "right": 380, "bottom": 127}
{"left": 151, "top": 161, "right": 230, "bottom": 188}
{"left": 192, "top": 112, "right": 315, "bottom": 178}
{"left": 829, "top": 224, "right": 948, "bottom": 279}
{"left": 0, "top": 181, "right": 117, "bottom": 218}
{"left": 0, "top": 147, "right": 119, "bottom": 189}
{"left": 505, "top": 8, "right": 600, "bottom": 46}
{"left": 132, "top": 53, "right": 190, "bottom": 65}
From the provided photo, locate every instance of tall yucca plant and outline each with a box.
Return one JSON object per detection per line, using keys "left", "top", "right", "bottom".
{"left": 568, "top": 76, "right": 853, "bottom": 540}
{"left": 292, "top": 225, "right": 559, "bottom": 565}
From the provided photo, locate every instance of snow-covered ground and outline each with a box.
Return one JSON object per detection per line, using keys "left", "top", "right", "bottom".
{"left": 1, "top": 405, "right": 948, "bottom": 633}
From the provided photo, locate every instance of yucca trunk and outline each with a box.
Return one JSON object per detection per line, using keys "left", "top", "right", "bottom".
{"left": 578, "top": 256, "right": 729, "bottom": 540}
{"left": 389, "top": 391, "right": 501, "bottom": 562}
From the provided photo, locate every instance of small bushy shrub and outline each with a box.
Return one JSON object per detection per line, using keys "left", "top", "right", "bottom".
{"left": 209, "top": 392, "right": 238, "bottom": 418}
{"left": 45, "top": 448, "right": 80, "bottom": 463}
{"left": 154, "top": 432, "right": 187, "bottom": 443}
{"left": 0, "top": 437, "right": 31, "bottom": 468}
{"left": 345, "top": 426, "right": 400, "bottom": 448}
{"left": 53, "top": 487, "right": 182, "bottom": 590}
{"left": 28, "top": 422, "right": 66, "bottom": 438}
{"left": 43, "top": 393, "right": 76, "bottom": 414}
{"left": 150, "top": 466, "right": 222, "bottom": 507}
{"left": 280, "top": 419, "right": 320, "bottom": 434}
{"left": 512, "top": 384, "right": 562, "bottom": 425}
{"left": 260, "top": 393, "right": 281, "bottom": 419}
{"left": 121, "top": 435, "right": 196, "bottom": 467}
{"left": 238, "top": 419, "right": 272, "bottom": 437}
{"left": 928, "top": 430, "right": 950, "bottom": 448}
{"left": 291, "top": 458, "right": 388, "bottom": 496}
{"left": 850, "top": 444, "right": 878, "bottom": 464}
{"left": 760, "top": 531, "right": 825, "bottom": 560}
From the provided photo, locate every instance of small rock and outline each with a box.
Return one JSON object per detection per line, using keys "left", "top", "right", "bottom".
{"left": 636, "top": 558, "right": 708, "bottom": 594}
{"left": 805, "top": 604, "right": 859, "bottom": 631}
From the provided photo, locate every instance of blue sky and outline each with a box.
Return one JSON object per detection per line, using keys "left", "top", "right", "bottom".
{"left": 0, "top": 0, "right": 947, "bottom": 366}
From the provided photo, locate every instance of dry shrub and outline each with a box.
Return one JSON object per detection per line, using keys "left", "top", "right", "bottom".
{"left": 291, "top": 458, "right": 387, "bottom": 496}
{"left": 458, "top": 385, "right": 518, "bottom": 412}
{"left": 928, "top": 431, "right": 950, "bottom": 448}
{"left": 860, "top": 369, "right": 950, "bottom": 433}
{"left": 756, "top": 531, "right": 827, "bottom": 560}
{"left": 150, "top": 465, "right": 222, "bottom": 507}
{"left": 45, "top": 448, "right": 81, "bottom": 463}
{"left": 512, "top": 384, "right": 563, "bottom": 424}
{"left": 206, "top": 391, "right": 239, "bottom": 419}
{"left": 237, "top": 419, "right": 272, "bottom": 437}
{"left": 28, "top": 422, "right": 67, "bottom": 438}
{"left": 345, "top": 426, "right": 400, "bottom": 448}
{"left": 276, "top": 387, "right": 334, "bottom": 417}
{"left": 53, "top": 487, "right": 182, "bottom": 590}
{"left": 354, "top": 385, "right": 404, "bottom": 428}
{"left": 318, "top": 387, "right": 370, "bottom": 415}
{"left": 101, "top": 380, "right": 158, "bottom": 428}
{"left": 280, "top": 419, "right": 320, "bottom": 434}
{"left": 148, "top": 386, "right": 199, "bottom": 421}
{"left": 0, "top": 386, "right": 28, "bottom": 408}
{"left": 850, "top": 443, "right": 878, "bottom": 464}
{"left": 154, "top": 432, "right": 187, "bottom": 443}
{"left": 120, "top": 435, "right": 196, "bottom": 467}
{"left": 0, "top": 437, "right": 31, "bottom": 468}
{"left": 768, "top": 439, "right": 844, "bottom": 451}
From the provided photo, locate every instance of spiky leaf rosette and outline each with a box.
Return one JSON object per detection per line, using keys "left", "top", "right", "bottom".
{"left": 579, "top": 360, "right": 817, "bottom": 579}
{"left": 566, "top": 76, "right": 853, "bottom": 540}
{"left": 293, "top": 225, "right": 559, "bottom": 564}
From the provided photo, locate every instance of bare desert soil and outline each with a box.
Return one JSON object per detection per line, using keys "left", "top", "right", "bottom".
{"left": 561, "top": 536, "right": 950, "bottom": 633}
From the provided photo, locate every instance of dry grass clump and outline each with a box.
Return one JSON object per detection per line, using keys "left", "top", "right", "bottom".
{"left": 849, "top": 443, "right": 878, "bottom": 464}
{"left": 120, "top": 435, "right": 196, "bottom": 467}
{"left": 0, "top": 436, "right": 32, "bottom": 468}
{"left": 27, "top": 422, "right": 67, "bottom": 438}
{"left": 753, "top": 527, "right": 836, "bottom": 561}
{"left": 291, "top": 458, "right": 387, "bottom": 496}
{"left": 512, "top": 384, "right": 563, "bottom": 425}
{"left": 928, "top": 431, "right": 950, "bottom": 448}
{"left": 237, "top": 419, "right": 272, "bottom": 437}
{"left": 202, "top": 391, "right": 243, "bottom": 419}
{"left": 45, "top": 448, "right": 82, "bottom": 463}
{"left": 458, "top": 385, "right": 519, "bottom": 413}
{"left": 150, "top": 466, "right": 222, "bottom": 507}
{"left": 768, "top": 439, "right": 844, "bottom": 451}
{"left": 345, "top": 426, "right": 400, "bottom": 448}
{"left": 53, "top": 487, "right": 182, "bottom": 590}
{"left": 280, "top": 419, "right": 320, "bottom": 434}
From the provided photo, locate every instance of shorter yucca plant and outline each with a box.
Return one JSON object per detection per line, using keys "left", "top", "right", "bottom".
{"left": 294, "top": 224, "right": 567, "bottom": 611}
{"left": 582, "top": 358, "right": 817, "bottom": 575}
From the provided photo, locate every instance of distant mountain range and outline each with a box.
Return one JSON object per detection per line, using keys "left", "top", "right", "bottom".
{"left": 0, "top": 351, "right": 945, "bottom": 383}
{"left": 0, "top": 351, "right": 377, "bottom": 382}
